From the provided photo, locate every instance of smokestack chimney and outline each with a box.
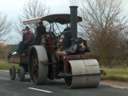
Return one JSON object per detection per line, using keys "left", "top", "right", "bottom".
{"left": 70, "top": 6, "right": 78, "bottom": 40}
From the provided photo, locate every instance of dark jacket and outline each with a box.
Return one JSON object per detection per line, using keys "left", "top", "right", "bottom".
{"left": 36, "top": 25, "right": 46, "bottom": 36}
{"left": 63, "top": 31, "right": 72, "bottom": 49}
{"left": 35, "top": 25, "right": 46, "bottom": 44}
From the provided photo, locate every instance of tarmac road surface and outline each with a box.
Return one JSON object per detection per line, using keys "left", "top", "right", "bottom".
{"left": 0, "top": 70, "right": 128, "bottom": 96}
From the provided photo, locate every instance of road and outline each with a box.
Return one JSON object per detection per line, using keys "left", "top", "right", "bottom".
{"left": 0, "top": 70, "right": 128, "bottom": 96}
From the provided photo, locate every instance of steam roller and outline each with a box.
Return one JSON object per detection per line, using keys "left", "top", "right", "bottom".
{"left": 8, "top": 4, "right": 101, "bottom": 89}
{"left": 28, "top": 46, "right": 101, "bottom": 88}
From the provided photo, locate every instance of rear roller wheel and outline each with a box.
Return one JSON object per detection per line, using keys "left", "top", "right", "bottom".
{"left": 30, "top": 49, "right": 48, "bottom": 85}
{"left": 9, "top": 65, "right": 16, "bottom": 80}
{"left": 64, "top": 59, "right": 101, "bottom": 88}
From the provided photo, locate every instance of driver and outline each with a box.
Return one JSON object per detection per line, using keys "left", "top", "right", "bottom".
{"left": 35, "top": 21, "right": 46, "bottom": 44}
{"left": 63, "top": 27, "right": 72, "bottom": 49}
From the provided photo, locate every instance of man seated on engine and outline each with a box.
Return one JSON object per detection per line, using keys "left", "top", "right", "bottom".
{"left": 17, "top": 26, "right": 34, "bottom": 54}
{"left": 35, "top": 21, "right": 46, "bottom": 45}
{"left": 77, "top": 38, "right": 90, "bottom": 53}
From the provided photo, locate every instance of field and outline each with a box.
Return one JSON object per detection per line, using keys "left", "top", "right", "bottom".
{"left": 0, "top": 60, "right": 10, "bottom": 70}
{"left": 0, "top": 60, "right": 18, "bottom": 70}
{"left": 102, "top": 67, "right": 128, "bottom": 82}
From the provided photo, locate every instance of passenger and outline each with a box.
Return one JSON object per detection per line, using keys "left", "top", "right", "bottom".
{"left": 17, "top": 26, "right": 34, "bottom": 54}
{"left": 77, "top": 38, "right": 90, "bottom": 53}
{"left": 35, "top": 21, "right": 46, "bottom": 44}
{"left": 23, "top": 26, "right": 34, "bottom": 44}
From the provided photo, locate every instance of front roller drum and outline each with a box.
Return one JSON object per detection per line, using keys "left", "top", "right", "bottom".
{"left": 64, "top": 59, "right": 100, "bottom": 88}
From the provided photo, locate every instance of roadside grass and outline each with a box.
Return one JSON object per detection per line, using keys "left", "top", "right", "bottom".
{"left": 0, "top": 60, "right": 19, "bottom": 70}
{"left": 0, "top": 60, "right": 10, "bottom": 70}
{"left": 102, "top": 67, "right": 128, "bottom": 82}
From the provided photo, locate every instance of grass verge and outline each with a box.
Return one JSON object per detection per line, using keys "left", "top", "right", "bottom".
{"left": 102, "top": 67, "right": 128, "bottom": 82}
{"left": 0, "top": 60, "right": 10, "bottom": 70}
{"left": 0, "top": 60, "right": 19, "bottom": 70}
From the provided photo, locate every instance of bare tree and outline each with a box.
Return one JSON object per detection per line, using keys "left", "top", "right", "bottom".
{"left": 22, "top": 0, "right": 49, "bottom": 19}
{"left": 80, "top": 0, "right": 127, "bottom": 66}
{"left": 0, "top": 13, "right": 11, "bottom": 41}
{"left": 15, "top": 0, "right": 49, "bottom": 34}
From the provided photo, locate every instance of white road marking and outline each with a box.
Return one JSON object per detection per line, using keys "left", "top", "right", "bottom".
{"left": 28, "top": 87, "right": 53, "bottom": 94}
{"left": 101, "top": 82, "right": 128, "bottom": 90}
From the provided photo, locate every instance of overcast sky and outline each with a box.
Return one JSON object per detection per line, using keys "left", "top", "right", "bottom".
{"left": 0, "top": 0, "right": 71, "bottom": 20}
{"left": 0, "top": 0, "right": 128, "bottom": 44}
{"left": 0, "top": 0, "right": 127, "bottom": 18}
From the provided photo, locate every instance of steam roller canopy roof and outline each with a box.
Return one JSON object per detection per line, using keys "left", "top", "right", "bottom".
{"left": 23, "top": 14, "right": 82, "bottom": 25}
{"left": 42, "top": 14, "right": 82, "bottom": 24}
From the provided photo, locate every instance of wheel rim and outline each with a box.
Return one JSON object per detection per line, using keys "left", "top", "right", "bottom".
{"left": 31, "top": 54, "right": 39, "bottom": 82}
{"left": 64, "top": 61, "right": 72, "bottom": 87}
